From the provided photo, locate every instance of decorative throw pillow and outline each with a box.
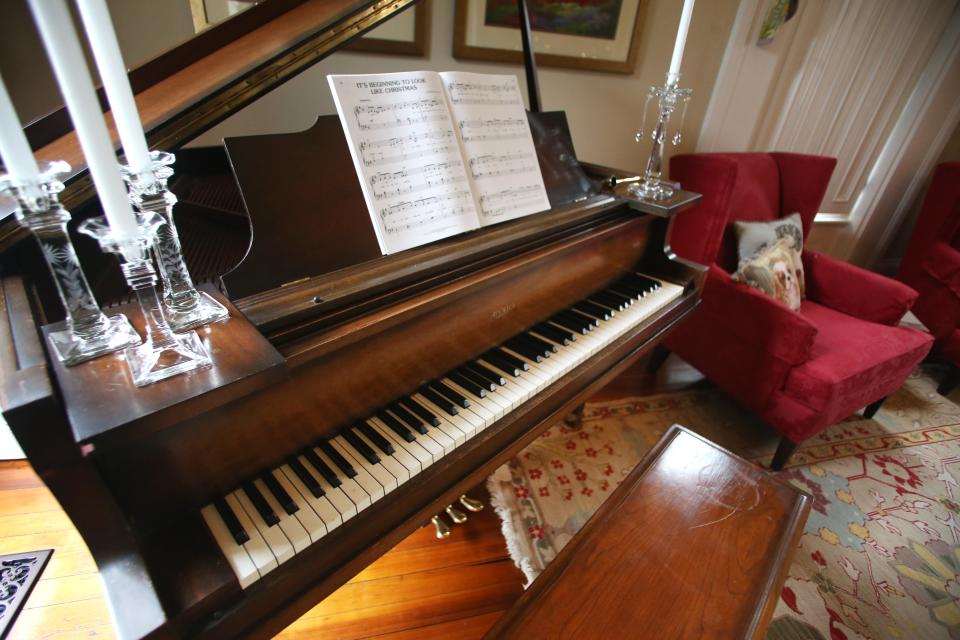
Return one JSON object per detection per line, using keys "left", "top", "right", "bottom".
{"left": 732, "top": 238, "right": 805, "bottom": 311}
{"left": 735, "top": 212, "right": 803, "bottom": 262}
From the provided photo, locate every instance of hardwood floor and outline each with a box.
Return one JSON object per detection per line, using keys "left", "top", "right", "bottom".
{"left": 0, "top": 354, "right": 703, "bottom": 640}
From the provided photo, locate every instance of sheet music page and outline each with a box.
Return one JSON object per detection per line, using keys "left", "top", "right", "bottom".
{"left": 328, "top": 71, "right": 480, "bottom": 255}
{"left": 439, "top": 71, "right": 551, "bottom": 226}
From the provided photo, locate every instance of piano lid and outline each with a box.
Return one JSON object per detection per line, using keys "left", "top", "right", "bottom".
{"left": 0, "top": 0, "right": 422, "bottom": 252}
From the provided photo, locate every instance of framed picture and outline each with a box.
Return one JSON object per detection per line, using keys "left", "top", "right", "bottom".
{"left": 453, "top": 0, "right": 649, "bottom": 74}
{"left": 345, "top": 2, "right": 431, "bottom": 57}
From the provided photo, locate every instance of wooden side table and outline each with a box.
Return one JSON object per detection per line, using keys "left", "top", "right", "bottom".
{"left": 485, "top": 425, "right": 810, "bottom": 639}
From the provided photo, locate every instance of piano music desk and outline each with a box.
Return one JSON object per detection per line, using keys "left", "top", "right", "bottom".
{"left": 485, "top": 425, "right": 810, "bottom": 640}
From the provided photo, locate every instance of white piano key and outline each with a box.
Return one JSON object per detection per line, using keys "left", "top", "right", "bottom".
{"left": 369, "top": 417, "right": 430, "bottom": 469}
{"left": 353, "top": 428, "right": 410, "bottom": 483}
{"left": 327, "top": 436, "right": 385, "bottom": 500}
{"left": 254, "top": 478, "right": 311, "bottom": 554}
{"left": 332, "top": 436, "right": 396, "bottom": 495}
{"left": 443, "top": 377, "right": 502, "bottom": 421}
{"left": 201, "top": 504, "right": 259, "bottom": 588}
{"left": 477, "top": 359, "right": 536, "bottom": 399}
{"left": 413, "top": 393, "right": 478, "bottom": 439}
{"left": 224, "top": 493, "right": 279, "bottom": 575}
{"left": 234, "top": 489, "right": 295, "bottom": 565}
{"left": 274, "top": 466, "right": 330, "bottom": 541}
{"left": 297, "top": 453, "right": 357, "bottom": 521}
{"left": 313, "top": 445, "right": 378, "bottom": 507}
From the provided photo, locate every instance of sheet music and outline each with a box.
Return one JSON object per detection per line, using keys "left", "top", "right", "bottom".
{"left": 328, "top": 72, "right": 479, "bottom": 255}
{"left": 440, "top": 72, "right": 550, "bottom": 225}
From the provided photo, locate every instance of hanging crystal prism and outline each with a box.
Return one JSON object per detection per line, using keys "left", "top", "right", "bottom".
{"left": 627, "top": 73, "right": 692, "bottom": 201}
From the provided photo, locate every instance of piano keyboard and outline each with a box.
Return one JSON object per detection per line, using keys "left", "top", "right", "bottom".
{"left": 201, "top": 273, "right": 684, "bottom": 588}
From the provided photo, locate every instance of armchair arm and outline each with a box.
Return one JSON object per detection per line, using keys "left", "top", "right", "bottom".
{"left": 703, "top": 265, "right": 817, "bottom": 366}
{"left": 803, "top": 249, "right": 918, "bottom": 325}
{"left": 921, "top": 241, "right": 960, "bottom": 298}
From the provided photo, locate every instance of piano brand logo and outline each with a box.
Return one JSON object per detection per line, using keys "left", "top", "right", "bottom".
{"left": 491, "top": 303, "right": 516, "bottom": 320}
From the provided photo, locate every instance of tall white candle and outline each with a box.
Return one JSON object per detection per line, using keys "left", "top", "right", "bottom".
{"left": 0, "top": 73, "right": 40, "bottom": 184}
{"left": 27, "top": 0, "right": 139, "bottom": 239}
{"left": 75, "top": 0, "right": 152, "bottom": 174}
{"left": 668, "top": 0, "right": 696, "bottom": 77}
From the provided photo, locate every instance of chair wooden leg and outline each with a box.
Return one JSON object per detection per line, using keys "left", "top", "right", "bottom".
{"left": 770, "top": 436, "right": 798, "bottom": 471}
{"left": 939, "top": 366, "right": 960, "bottom": 396}
{"left": 863, "top": 396, "right": 888, "bottom": 420}
{"left": 564, "top": 404, "right": 585, "bottom": 428}
{"left": 646, "top": 344, "right": 671, "bottom": 374}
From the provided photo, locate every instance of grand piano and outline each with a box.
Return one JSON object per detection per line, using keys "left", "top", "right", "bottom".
{"left": 0, "top": 1, "right": 705, "bottom": 638}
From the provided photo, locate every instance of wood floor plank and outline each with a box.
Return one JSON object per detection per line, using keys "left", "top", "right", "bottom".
{"left": 8, "top": 599, "right": 115, "bottom": 640}
{"left": 368, "top": 610, "right": 504, "bottom": 640}
{"left": 0, "top": 486, "right": 62, "bottom": 515}
{"left": 0, "top": 510, "right": 75, "bottom": 537}
{"left": 277, "top": 561, "right": 522, "bottom": 639}
{"left": 25, "top": 573, "right": 106, "bottom": 610}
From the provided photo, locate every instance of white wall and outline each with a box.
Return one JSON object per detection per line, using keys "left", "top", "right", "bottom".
{"left": 191, "top": 0, "right": 739, "bottom": 173}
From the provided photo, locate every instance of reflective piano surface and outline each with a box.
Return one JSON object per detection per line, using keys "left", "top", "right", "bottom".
{"left": 0, "top": 2, "right": 707, "bottom": 638}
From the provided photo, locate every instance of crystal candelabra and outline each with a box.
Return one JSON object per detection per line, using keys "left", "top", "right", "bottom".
{"left": 77, "top": 211, "right": 211, "bottom": 387}
{"left": 0, "top": 161, "right": 140, "bottom": 365}
{"left": 121, "top": 151, "right": 228, "bottom": 332}
{"left": 629, "top": 72, "right": 692, "bottom": 201}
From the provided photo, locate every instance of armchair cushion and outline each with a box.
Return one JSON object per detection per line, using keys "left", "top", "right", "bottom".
{"left": 803, "top": 249, "right": 917, "bottom": 326}
{"left": 734, "top": 212, "right": 804, "bottom": 261}
{"left": 732, "top": 239, "right": 804, "bottom": 310}
{"left": 783, "top": 301, "right": 933, "bottom": 428}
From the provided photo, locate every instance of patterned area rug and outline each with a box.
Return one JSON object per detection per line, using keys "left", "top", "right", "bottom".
{"left": 487, "top": 371, "right": 960, "bottom": 639}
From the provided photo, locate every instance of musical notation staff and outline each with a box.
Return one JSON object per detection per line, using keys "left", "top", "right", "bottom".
{"left": 355, "top": 98, "right": 447, "bottom": 131}
{"left": 370, "top": 161, "right": 467, "bottom": 199}
{"left": 380, "top": 189, "right": 474, "bottom": 235}
{"left": 458, "top": 117, "right": 528, "bottom": 143}
{"left": 479, "top": 185, "right": 543, "bottom": 219}
{"left": 469, "top": 152, "right": 538, "bottom": 180}
{"left": 446, "top": 80, "right": 521, "bottom": 106}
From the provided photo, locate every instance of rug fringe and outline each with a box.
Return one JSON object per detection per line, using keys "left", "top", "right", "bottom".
{"left": 486, "top": 467, "right": 539, "bottom": 588}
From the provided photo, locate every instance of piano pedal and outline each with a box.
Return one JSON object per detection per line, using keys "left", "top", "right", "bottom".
{"left": 445, "top": 504, "right": 468, "bottom": 524}
{"left": 459, "top": 494, "right": 484, "bottom": 512}
{"left": 430, "top": 515, "right": 451, "bottom": 539}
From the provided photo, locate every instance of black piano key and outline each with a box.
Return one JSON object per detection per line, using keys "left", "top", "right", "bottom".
{"left": 420, "top": 386, "right": 458, "bottom": 415}
{"left": 448, "top": 372, "right": 487, "bottom": 398}
{"left": 429, "top": 380, "right": 470, "bottom": 409}
{"left": 359, "top": 421, "right": 396, "bottom": 454}
{"left": 632, "top": 273, "right": 661, "bottom": 289}
{"left": 491, "top": 348, "right": 529, "bottom": 372}
{"left": 303, "top": 448, "right": 343, "bottom": 486}
{"left": 377, "top": 410, "right": 416, "bottom": 442}
{"left": 625, "top": 273, "right": 660, "bottom": 293}
{"left": 608, "top": 281, "right": 641, "bottom": 300}
{"left": 241, "top": 481, "right": 279, "bottom": 527}
{"left": 344, "top": 429, "right": 381, "bottom": 464}
{"left": 261, "top": 471, "right": 299, "bottom": 515}
{"left": 399, "top": 397, "right": 441, "bottom": 427}
{"left": 214, "top": 497, "right": 249, "bottom": 545}
{"left": 287, "top": 456, "right": 325, "bottom": 497}
{"left": 552, "top": 311, "right": 591, "bottom": 333}
{"left": 591, "top": 291, "right": 629, "bottom": 310}
{"left": 317, "top": 441, "right": 357, "bottom": 479}
{"left": 521, "top": 332, "right": 558, "bottom": 354}
{"left": 601, "top": 288, "right": 633, "bottom": 306}
{"left": 456, "top": 365, "right": 496, "bottom": 391}
{"left": 566, "top": 308, "right": 600, "bottom": 328}
{"left": 504, "top": 337, "right": 543, "bottom": 362}
{"left": 480, "top": 351, "right": 521, "bottom": 377}
{"left": 573, "top": 301, "right": 611, "bottom": 320}
{"left": 465, "top": 361, "right": 506, "bottom": 386}
{"left": 389, "top": 402, "right": 429, "bottom": 434}
{"left": 532, "top": 322, "right": 574, "bottom": 345}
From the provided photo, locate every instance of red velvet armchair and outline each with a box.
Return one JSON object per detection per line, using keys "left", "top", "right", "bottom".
{"left": 897, "top": 162, "right": 960, "bottom": 394}
{"left": 663, "top": 152, "right": 933, "bottom": 469}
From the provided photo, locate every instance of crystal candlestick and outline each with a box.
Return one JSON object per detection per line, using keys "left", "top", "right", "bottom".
{"left": 77, "top": 211, "right": 211, "bottom": 387}
{"left": 121, "top": 151, "right": 228, "bottom": 332}
{"left": 629, "top": 73, "right": 692, "bottom": 201}
{"left": 0, "top": 161, "right": 140, "bottom": 365}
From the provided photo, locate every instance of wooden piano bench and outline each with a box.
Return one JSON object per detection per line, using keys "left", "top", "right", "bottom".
{"left": 484, "top": 425, "right": 811, "bottom": 640}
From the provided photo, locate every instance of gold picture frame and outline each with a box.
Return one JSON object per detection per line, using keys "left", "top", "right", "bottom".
{"left": 453, "top": 0, "right": 649, "bottom": 74}
{"left": 345, "top": 1, "right": 431, "bottom": 57}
